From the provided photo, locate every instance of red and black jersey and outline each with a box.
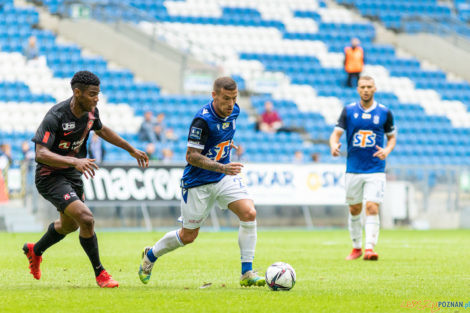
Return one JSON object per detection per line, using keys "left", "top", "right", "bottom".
{"left": 32, "top": 97, "right": 103, "bottom": 176}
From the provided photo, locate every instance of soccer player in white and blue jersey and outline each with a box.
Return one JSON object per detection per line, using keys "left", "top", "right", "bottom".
{"left": 138, "top": 77, "right": 265, "bottom": 286}
{"left": 329, "top": 76, "right": 396, "bottom": 261}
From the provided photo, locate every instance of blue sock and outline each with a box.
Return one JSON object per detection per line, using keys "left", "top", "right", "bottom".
{"left": 146, "top": 248, "right": 157, "bottom": 262}
{"left": 241, "top": 262, "right": 252, "bottom": 275}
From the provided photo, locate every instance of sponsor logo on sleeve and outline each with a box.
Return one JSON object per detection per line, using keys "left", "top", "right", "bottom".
{"left": 42, "top": 131, "right": 50, "bottom": 143}
{"left": 189, "top": 127, "right": 202, "bottom": 140}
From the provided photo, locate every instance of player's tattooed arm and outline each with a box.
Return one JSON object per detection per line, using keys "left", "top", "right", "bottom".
{"left": 186, "top": 147, "right": 243, "bottom": 175}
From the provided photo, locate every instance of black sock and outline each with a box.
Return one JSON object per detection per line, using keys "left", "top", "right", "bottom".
{"left": 79, "top": 234, "right": 104, "bottom": 277}
{"left": 34, "top": 223, "right": 66, "bottom": 256}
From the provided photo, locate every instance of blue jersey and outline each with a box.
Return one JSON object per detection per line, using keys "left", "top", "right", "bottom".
{"left": 336, "top": 102, "right": 395, "bottom": 173}
{"left": 181, "top": 101, "right": 239, "bottom": 188}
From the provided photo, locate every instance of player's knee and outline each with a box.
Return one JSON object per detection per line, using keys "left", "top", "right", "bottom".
{"left": 180, "top": 229, "right": 198, "bottom": 244}
{"left": 349, "top": 204, "right": 362, "bottom": 215}
{"left": 240, "top": 207, "right": 256, "bottom": 221}
{"left": 365, "top": 202, "right": 379, "bottom": 215}
{"left": 78, "top": 212, "right": 95, "bottom": 230}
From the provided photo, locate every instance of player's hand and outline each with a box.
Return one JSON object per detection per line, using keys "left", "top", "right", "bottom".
{"left": 331, "top": 143, "right": 341, "bottom": 157}
{"left": 223, "top": 162, "right": 243, "bottom": 175}
{"left": 74, "top": 158, "right": 99, "bottom": 179}
{"left": 130, "top": 149, "right": 149, "bottom": 168}
{"left": 373, "top": 145, "right": 389, "bottom": 160}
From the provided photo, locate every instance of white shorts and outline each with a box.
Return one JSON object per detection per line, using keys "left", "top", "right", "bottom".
{"left": 180, "top": 175, "right": 251, "bottom": 229}
{"left": 345, "top": 173, "right": 386, "bottom": 205}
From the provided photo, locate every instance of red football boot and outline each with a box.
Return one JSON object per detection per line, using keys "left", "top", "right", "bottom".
{"left": 23, "top": 243, "right": 42, "bottom": 280}
{"left": 96, "top": 270, "right": 119, "bottom": 288}
{"left": 363, "top": 249, "right": 379, "bottom": 261}
{"left": 345, "top": 248, "right": 363, "bottom": 260}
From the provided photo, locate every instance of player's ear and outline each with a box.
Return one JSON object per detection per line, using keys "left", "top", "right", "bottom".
{"left": 211, "top": 90, "right": 217, "bottom": 99}
{"left": 73, "top": 87, "right": 81, "bottom": 98}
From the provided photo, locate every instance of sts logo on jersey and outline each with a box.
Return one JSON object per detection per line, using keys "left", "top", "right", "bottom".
{"left": 353, "top": 130, "right": 376, "bottom": 148}
{"left": 206, "top": 140, "right": 232, "bottom": 161}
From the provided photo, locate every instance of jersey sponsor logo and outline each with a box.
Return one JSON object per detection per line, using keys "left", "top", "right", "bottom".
{"left": 64, "top": 131, "right": 73, "bottom": 136}
{"left": 362, "top": 113, "right": 371, "bottom": 119}
{"left": 222, "top": 122, "right": 230, "bottom": 129}
{"left": 373, "top": 115, "right": 380, "bottom": 124}
{"left": 71, "top": 138, "right": 85, "bottom": 152}
{"left": 58, "top": 140, "right": 71, "bottom": 150}
{"left": 189, "top": 127, "right": 202, "bottom": 140}
{"left": 63, "top": 193, "right": 71, "bottom": 200}
{"left": 62, "top": 122, "right": 75, "bottom": 130}
{"left": 353, "top": 130, "right": 376, "bottom": 148}
{"left": 42, "top": 131, "right": 50, "bottom": 143}
{"left": 206, "top": 140, "right": 231, "bottom": 161}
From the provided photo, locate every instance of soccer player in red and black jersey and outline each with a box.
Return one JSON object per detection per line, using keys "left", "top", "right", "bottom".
{"left": 23, "top": 71, "right": 149, "bottom": 288}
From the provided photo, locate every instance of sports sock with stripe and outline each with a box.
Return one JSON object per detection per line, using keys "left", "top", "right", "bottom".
{"left": 149, "top": 230, "right": 184, "bottom": 260}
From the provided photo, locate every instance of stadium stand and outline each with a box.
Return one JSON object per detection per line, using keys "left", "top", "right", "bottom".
{"left": 1, "top": 0, "right": 470, "bottom": 167}
{"left": 455, "top": 0, "right": 470, "bottom": 23}
{"left": 336, "top": 0, "right": 470, "bottom": 38}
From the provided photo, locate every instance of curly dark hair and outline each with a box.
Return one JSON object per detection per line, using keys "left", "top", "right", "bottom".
{"left": 70, "top": 71, "right": 100, "bottom": 91}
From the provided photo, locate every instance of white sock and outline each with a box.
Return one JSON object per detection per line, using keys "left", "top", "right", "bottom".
{"left": 348, "top": 213, "right": 363, "bottom": 249}
{"left": 151, "top": 230, "right": 184, "bottom": 258}
{"left": 365, "top": 215, "right": 380, "bottom": 250}
{"left": 239, "top": 220, "right": 257, "bottom": 263}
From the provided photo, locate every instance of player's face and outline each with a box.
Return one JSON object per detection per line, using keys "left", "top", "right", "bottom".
{"left": 75, "top": 85, "right": 100, "bottom": 112}
{"left": 212, "top": 88, "right": 238, "bottom": 118}
{"left": 357, "top": 79, "right": 376, "bottom": 102}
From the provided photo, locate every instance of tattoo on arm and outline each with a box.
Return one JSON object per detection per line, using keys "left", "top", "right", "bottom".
{"left": 186, "top": 148, "right": 225, "bottom": 174}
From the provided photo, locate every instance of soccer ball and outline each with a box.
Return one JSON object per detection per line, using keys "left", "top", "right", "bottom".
{"left": 265, "top": 262, "right": 296, "bottom": 291}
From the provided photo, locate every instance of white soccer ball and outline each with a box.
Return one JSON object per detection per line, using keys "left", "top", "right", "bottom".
{"left": 265, "top": 262, "right": 296, "bottom": 291}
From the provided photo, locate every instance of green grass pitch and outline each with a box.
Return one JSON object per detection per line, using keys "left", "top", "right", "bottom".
{"left": 0, "top": 230, "right": 469, "bottom": 313}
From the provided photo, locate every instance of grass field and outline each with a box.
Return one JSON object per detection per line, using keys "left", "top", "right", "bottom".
{"left": 1, "top": 229, "right": 469, "bottom": 313}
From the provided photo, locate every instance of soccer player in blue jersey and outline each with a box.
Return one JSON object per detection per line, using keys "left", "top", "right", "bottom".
{"left": 329, "top": 76, "right": 396, "bottom": 261}
{"left": 138, "top": 77, "right": 265, "bottom": 287}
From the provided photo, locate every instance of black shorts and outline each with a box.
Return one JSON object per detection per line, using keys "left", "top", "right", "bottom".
{"left": 35, "top": 172, "right": 84, "bottom": 212}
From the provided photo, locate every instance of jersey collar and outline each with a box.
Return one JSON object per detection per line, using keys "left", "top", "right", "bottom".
{"left": 357, "top": 101, "right": 377, "bottom": 113}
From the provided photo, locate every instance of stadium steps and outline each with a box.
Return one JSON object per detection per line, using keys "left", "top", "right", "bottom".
{"left": 0, "top": 205, "right": 43, "bottom": 232}
{"left": 334, "top": 0, "right": 470, "bottom": 82}
{"left": 32, "top": 2, "right": 217, "bottom": 94}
